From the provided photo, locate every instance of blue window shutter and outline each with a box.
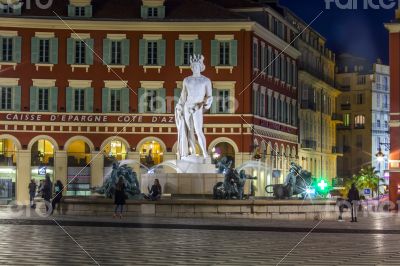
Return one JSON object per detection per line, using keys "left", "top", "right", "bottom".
{"left": 140, "top": 6, "right": 148, "bottom": 19}
{"left": 211, "top": 40, "right": 218, "bottom": 66}
{"left": 85, "top": 39, "right": 94, "bottom": 65}
{"left": 158, "top": 6, "right": 165, "bottom": 18}
{"left": 121, "top": 39, "right": 130, "bottom": 66}
{"left": 13, "top": 36, "right": 21, "bottom": 63}
{"left": 230, "top": 40, "right": 238, "bottom": 66}
{"left": 194, "top": 39, "right": 202, "bottom": 55}
{"left": 158, "top": 88, "right": 166, "bottom": 113}
{"left": 50, "top": 38, "right": 58, "bottom": 64}
{"left": 121, "top": 88, "right": 130, "bottom": 113}
{"left": 85, "top": 87, "right": 94, "bottom": 112}
{"left": 174, "top": 88, "right": 181, "bottom": 107}
{"left": 50, "top": 87, "right": 58, "bottom": 112}
{"left": 66, "top": 87, "right": 73, "bottom": 112}
{"left": 158, "top": 39, "right": 166, "bottom": 66}
{"left": 85, "top": 6, "right": 92, "bottom": 17}
{"left": 68, "top": 5, "right": 75, "bottom": 17}
{"left": 102, "top": 88, "right": 109, "bottom": 113}
{"left": 30, "top": 86, "right": 37, "bottom": 112}
{"left": 138, "top": 88, "right": 145, "bottom": 113}
{"left": 13, "top": 86, "right": 21, "bottom": 111}
{"left": 67, "top": 38, "right": 74, "bottom": 65}
{"left": 211, "top": 88, "right": 217, "bottom": 114}
{"left": 103, "top": 38, "right": 111, "bottom": 65}
{"left": 31, "top": 37, "right": 39, "bottom": 64}
{"left": 175, "top": 40, "right": 183, "bottom": 66}
{"left": 139, "top": 39, "right": 146, "bottom": 66}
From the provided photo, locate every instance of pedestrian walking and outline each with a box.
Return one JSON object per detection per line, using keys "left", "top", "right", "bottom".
{"left": 144, "top": 179, "right": 162, "bottom": 201}
{"left": 42, "top": 174, "right": 53, "bottom": 213}
{"left": 113, "top": 176, "right": 126, "bottom": 218}
{"left": 28, "top": 179, "right": 37, "bottom": 208}
{"left": 51, "top": 180, "right": 64, "bottom": 214}
{"left": 348, "top": 183, "right": 360, "bottom": 222}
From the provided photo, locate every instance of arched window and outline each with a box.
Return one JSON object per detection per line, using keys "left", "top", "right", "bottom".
{"left": 354, "top": 115, "right": 365, "bottom": 129}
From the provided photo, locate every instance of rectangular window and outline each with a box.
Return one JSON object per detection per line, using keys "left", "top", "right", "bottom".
{"left": 38, "top": 88, "right": 49, "bottom": 111}
{"left": 343, "top": 113, "right": 350, "bottom": 126}
{"left": 39, "top": 39, "right": 50, "bottom": 63}
{"left": 75, "top": 40, "right": 86, "bottom": 64}
{"left": 274, "top": 50, "right": 279, "bottom": 78}
{"left": 0, "top": 87, "right": 12, "bottom": 110}
{"left": 183, "top": 41, "right": 194, "bottom": 65}
{"left": 356, "top": 93, "right": 363, "bottom": 105}
{"left": 147, "top": 41, "right": 158, "bottom": 65}
{"left": 146, "top": 89, "right": 158, "bottom": 113}
{"left": 217, "top": 90, "right": 230, "bottom": 113}
{"left": 110, "top": 90, "right": 121, "bottom": 112}
{"left": 147, "top": 7, "right": 159, "bottom": 17}
{"left": 75, "top": 6, "right": 85, "bottom": 16}
{"left": 74, "top": 89, "right": 85, "bottom": 112}
{"left": 267, "top": 47, "right": 272, "bottom": 76}
{"left": 253, "top": 42, "right": 258, "bottom": 69}
{"left": 2, "top": 37, "right": 13, "bottom": 62}
{"left": 111, "top": 40, "right": 122, "bottom": 65}
{"left": 219, "top": 41, "right": 230, "bottom": 65}
{"left": 2, "top": 5, "right": 13, "bottom": 13}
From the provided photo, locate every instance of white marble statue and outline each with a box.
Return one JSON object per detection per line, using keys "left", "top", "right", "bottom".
{"left": 175, "top": 54, "right": 213, "bottom": 159}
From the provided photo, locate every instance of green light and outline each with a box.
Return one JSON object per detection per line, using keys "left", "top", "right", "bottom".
{"left": 317, "top": 180, "right": 328, "bottom": 190}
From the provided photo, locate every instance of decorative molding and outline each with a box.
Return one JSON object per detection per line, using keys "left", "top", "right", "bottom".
{"left": 106, "top": 34, "right": 127, "bottom": 40}
{"left": 32, "top": 79, "right": 56, "bottom": 87}
{"left": 0, "top": 78, "right": 19, "bottom": 86}
{"left": 35, "top": 32, "right": 55, "bottom": 38}
{"left": 71, "top": 33, "right": 91, "bottom": 39}
{"left": 212, "top": 81, "right": 236, "bottom": 90}
{"left": 175, "top": 81, "right": 183, "bottom": 88}
{"left": 69, "top": 0, "right": 92, "bottom": 6}
{"left": 178, "top": 34, "right": 198, "bottom": 40}
{"left": 35, "top": 63, "right": 54, "bottom": 71}
{"left": 140, "top": 81, "right": 165, "bottom": 89}
{"left": 68, "top": 80, "right": 92, "bottom": 88}
{"left": 107, "top": 65, "right": 126, "bottom": 73}
{"left": 104, "top": 80, "right": 128, "bottom": 89}
{"left": 0, "top": 62, "right": 17, "bottom": 71}
{"left": 215, "top": 34, "right": 234, "bottom": 41}
{"left": 0, "top": 30, "right": 18, "bottom": 37}
{"left": 253, "top": 125, "right": 298, "bottom": 144}
{"left": 215, "top": 66, "right": 233, "bottom": 74}
{"left": 142, "top": 0, "right": 165, "bottom": 7}
{"left": 143, "top": 34, "right": 162, "bottom": 40}
{"left": 143, "top": 65, "right": 162, "bottom": 73}
{"left": 71, "top": 64, "right": 90, "bottom": 72}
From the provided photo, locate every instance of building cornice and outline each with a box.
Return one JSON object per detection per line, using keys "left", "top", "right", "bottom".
{"left": 252, "top": 23, "right": 301, "bottom": 59}
{"left": 0, "top": 17, "right": 254, "bottom": 32}
{"left": 384, "top": 23, "right": 400, "bottom": 33}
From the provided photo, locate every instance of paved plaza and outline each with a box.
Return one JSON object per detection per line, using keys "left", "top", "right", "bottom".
{"left": 1, "top": 208, "right": 400, "bottom": 265}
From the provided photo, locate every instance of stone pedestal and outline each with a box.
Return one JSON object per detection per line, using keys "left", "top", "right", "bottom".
{"left": 177, "top": 155, "right": 216, "bottom": 174}
{"left": 90, "top": 152, "right": 104, "bottom": 188}
{"left": 141, "top": 173, "right": 224, "bottom": 195}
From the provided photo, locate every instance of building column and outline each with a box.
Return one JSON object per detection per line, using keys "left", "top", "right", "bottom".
{"left": 90, "top": 152, "right": 104, "bottom": 188}
{"left": 16, "top": 150, "right": 31, "bottom": 205}
{"left": 54, "top": 150, "right": 67, "bottom": 187}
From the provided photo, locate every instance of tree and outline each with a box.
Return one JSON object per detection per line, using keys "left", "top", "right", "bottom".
{"left": 352, "top": 165, "right": 384, "bottom": 198}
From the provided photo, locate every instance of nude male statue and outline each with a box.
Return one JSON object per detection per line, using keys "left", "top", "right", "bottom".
{"left": 175, "top": 55, "right": 213, "bottom": 159}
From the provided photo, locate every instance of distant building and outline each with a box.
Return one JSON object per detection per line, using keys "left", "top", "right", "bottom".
{"left": 283, "top": 10, "right": 341, "bottom": 183}
{"left": 335, "top": 54, "right": 390, "bottom": 185}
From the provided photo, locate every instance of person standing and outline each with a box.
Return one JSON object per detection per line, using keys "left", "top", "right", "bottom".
{"left": 28, "top": 179, "right": 37, "bottom": 208}
{"left": 42, "top": 174, "right": 53, "bottom": 214}
{"left": 348, "top": 183, "right": 360, "bottom": 222}
{"left": 114, "top": 176, "right": 126, "bottom": 218}
{"left": 51, "top": 180, "right": 64, "bottom": 214}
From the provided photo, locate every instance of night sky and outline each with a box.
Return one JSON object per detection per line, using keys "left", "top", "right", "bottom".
{"left": 279, "top": 0, "right": 395, "bottom": 64}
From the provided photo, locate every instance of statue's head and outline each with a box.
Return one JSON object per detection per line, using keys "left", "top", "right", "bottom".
{"left": 190, "top": 54, "right": 205, "bottom": 74}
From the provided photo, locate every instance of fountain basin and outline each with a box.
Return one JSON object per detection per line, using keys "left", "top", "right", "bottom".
{"left": 141, "top": 173, "right": 224, "bottom": 195}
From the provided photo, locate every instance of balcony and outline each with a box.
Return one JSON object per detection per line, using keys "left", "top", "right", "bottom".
{"left": 354, "top": 124, "right": 365, "bottom": 129}
{"left": 337, "top": 124, "right": 351, "bottom": 130}
{"left": 332, "top": 146, "right": 343, "bottom": 154}
{"left": 298, "top": 62, "right": 335, "bottom": 87}
{"left": 331, "top": 113, "right": 343, "bottom": 122}
{"left": 301, "top": 140, "right": 317, "bottom": 150}
{"left": 341, "top": 103, "right": 351, "bottom": 110}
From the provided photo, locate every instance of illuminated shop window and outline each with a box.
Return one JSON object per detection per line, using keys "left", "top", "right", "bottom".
{"left": 31, "top": 140, "right": 54, "bottom": 166}
{"left": 104, "top": 140, "right": 127, "bottom": 167}
{"left": 140, "top": 141, "right": 164, "bottom": 167}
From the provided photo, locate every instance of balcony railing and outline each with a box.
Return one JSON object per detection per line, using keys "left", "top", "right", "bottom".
{"left": 298, "top": 62, "right": 335, "bottom": 87}
{"left": 301, "top": 100, "right": 316, "bottom": 111}
{"left": 331, "top": 113, "right": 343, "bottom": 122}
{"left": 341, "top": 103, "right": 351, "bottom": 110}
{"left": 301, "top": 140, "right": 317, "bottom": 150}
{"left": 340, "top": 85, "right": 351, "bottom": 92}
{"left": 337, "top": 124, "right": 351, "bottom": 130}
{"left": 332, "top": 146, "right": 343, "bottom": 154}
{"left": 354, "top": 124, "right": 365, "bottom": 129}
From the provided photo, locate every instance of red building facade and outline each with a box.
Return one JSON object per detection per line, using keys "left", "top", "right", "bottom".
{"left": 0, "top": 0, "right": 299, "bottom": 202}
